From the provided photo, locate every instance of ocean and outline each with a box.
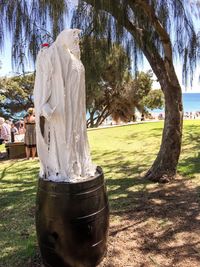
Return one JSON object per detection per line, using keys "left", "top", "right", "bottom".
{"left": 86, "top": 93, "right": 200, "bottom": 120}
{"left": 152, "top": 93, "right": 200, "bottom": 114}
{"left": 182, "top": 93, "right": 200, "bottom": 112}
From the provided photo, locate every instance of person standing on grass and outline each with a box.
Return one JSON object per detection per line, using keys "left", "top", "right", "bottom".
{"left": 24, "top": 108, "right": 37, "bottom": 160}
{"left": 0, "top": 117, "right": 11, "bottom": 144}
{"left": 10, "top": 122, "right": 19, "bottom": 143}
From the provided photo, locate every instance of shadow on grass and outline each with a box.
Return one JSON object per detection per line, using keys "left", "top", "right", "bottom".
{"left": 2, "top": 176, "right": 200, "bottom": 267}
{"left": 179, "top": 124, "right": 200, "bottom": 177}
{"left": 107, "top": 178, "right": 200, "bottom": 266}
{"left": 0, "top": 160, "right": 39, "bottom": 267}
{"left": 1, "top": 126, "right": 200, "bottom": 267}
{"left": 178, "top": 156, "right": 200, "bottom": 178}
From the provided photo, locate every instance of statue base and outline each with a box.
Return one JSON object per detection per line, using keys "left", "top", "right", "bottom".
{"left": 35, "top": 166, "right": 109, "bottom": 267}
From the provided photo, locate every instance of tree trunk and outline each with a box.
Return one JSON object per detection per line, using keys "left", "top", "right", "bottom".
{"left": 145, "top": 76, "right": 183, "bottom": 182}
{"left": 88, "top": 110, "right": 95, "bottom": 128}
{"left": 82, "top": 0, "right": 184, "bottom": 182}
{"left": 126, "top": 2, "right": 183, "bottom": 182}
{"left": 140, "top": 28, "right": 184, "bottom": 182}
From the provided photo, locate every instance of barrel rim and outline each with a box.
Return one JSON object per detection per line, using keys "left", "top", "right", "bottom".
{"left": 37, "top": 166, "right": 105, "bottom": 193}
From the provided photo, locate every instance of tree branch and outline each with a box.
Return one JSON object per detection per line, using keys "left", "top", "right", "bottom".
{"left": 128, "top": 0, "right": 172, "bottom": 61}
{"left": 83, "top": 0, "right": 165, "bottom": 83}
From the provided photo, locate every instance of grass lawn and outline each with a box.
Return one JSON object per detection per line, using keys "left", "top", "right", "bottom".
{"left": 0, "top": 120, "right": 200, "bottom": 267}
{"left": 0, "top": 143, "right": 5, "bottom": 152}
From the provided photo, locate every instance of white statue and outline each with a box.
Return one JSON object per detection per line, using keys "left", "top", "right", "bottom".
{"left": 33, "top": 29, "right": 96, "bottom": 182}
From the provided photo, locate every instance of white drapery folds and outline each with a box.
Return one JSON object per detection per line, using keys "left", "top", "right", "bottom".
{"left": 34, "top": 29, "right": 96, "bottom": 182}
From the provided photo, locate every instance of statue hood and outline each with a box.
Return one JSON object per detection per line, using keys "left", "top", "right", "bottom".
{"left": 55, "top": 28, "right": 81, "bottom": 59}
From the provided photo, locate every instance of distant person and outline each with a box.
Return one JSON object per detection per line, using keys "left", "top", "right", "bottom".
{"left": 0, "top": 117, "right": 11, "bottom": 144}
{"left": 18, "top": 121, "right": 25, "bottom": 134}
{"left": 141, "top": 113, "right": 145, "bottom": 121}
{"left": 24, "top": 108, "right": 37, "bottom": 159}
{"left": 11, "top": 123, "right": 19, "bottom": 143}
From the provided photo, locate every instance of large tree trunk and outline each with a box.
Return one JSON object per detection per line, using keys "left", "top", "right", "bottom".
{"left": 83, "top": 0, "right": 184, "bottom": 182}
{"left": 121, "top": 1, "right": 184, "bottom": 182}
{"left": 137, "top": 1, "right": 184, "bottom": 182}
{"left": 145, "top": 67, "right": 183, "bottom": 182}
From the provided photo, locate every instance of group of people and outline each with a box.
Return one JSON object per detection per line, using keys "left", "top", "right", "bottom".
{"left": 0, "top": 107, "right": 37, "bottom": 160}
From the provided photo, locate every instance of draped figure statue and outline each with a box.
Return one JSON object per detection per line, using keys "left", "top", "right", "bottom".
{"left": 34, "top": 29, "right": 96, "bottom": 182}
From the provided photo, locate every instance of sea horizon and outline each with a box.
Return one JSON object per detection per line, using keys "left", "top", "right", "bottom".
{"left": 152, "top": 92, "right": 200, "bottom": 114}
{"left": 86, "top": 92, "right": 200, "bottom": 119}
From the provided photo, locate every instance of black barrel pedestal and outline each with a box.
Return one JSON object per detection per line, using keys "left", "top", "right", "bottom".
{"left": 35, "top": 167, "right": 109, "bottom": 267}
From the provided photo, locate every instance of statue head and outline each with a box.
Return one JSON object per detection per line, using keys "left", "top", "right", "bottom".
{"left": 55, "top": 28, "right": 82, "bottom": 59}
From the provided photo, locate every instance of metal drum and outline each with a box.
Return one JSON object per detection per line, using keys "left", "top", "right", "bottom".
{"left": 35, "top": 167, "right": 109, "bottom": 267}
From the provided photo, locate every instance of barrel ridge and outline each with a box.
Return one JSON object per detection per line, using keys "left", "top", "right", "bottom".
{"left": 38, "top": 182, "right": 105, "bottom": 197}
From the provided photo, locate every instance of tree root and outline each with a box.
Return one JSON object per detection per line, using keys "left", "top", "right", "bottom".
{"left": 144, "top": 169, "right": 176, "bottom": 183}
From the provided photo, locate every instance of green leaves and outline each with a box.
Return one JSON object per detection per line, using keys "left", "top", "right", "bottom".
{"left": 81, "top": 36, "right": 132, "bottom": 127}
{"left": 0, "top": 73, "right": 34, "bottom": 119}
{"left": 141, "top": 89, "right": 164, "bottom": 110}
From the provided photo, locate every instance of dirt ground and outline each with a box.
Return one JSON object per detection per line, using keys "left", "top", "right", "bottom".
{"left": 31, "top": 176, "right": 200, "bottom": 267}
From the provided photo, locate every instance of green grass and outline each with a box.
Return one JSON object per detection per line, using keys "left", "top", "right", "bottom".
{"left": 0, "top": 160, "right": 39, "bottom": 266}
{"left": 0, "top": 143, "right": 5, "bottom": 152}
{"left": 1, "top": 120, "right": 200, "bottom": 266}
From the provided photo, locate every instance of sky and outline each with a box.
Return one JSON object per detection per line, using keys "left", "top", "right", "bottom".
{"left": 143, "top": 60, "right": 200, "bottom": 93}
{"left": 0, "top": 0, "right": 77, "bottom": 77}
{"left": 0, "top": 0, "right": 200, "bottom": 93}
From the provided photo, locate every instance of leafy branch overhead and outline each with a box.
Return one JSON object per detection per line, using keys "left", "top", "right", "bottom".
{"left": 1, "top": 1, "right": 199, "bottom": 82}
{"left": 82, "top": 37, "right": 161, "bottom": 127}
{"left": 73, "top": 0, "right": 200, "bottom": 86}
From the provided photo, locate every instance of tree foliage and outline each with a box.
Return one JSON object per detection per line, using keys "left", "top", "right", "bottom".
{"left": 0, "top": 73, "right": 34, "bottom": 119}
{"left": 72, "top": 0, "right": 200, "bottom": 181}
{"left": 81, "top": 36, "right": 131, "bottom": 127}
{"left": 0, "top": 0, "right": 67, "bottom": 71}
{"left": 81, "top": 36, "right": 157, "bottom": 127}
{"left": 73, "top": 0, "right": 200, "bottom": 86}
{"left": 141, "top": 89, "right": 164, "bottom": 111}
{"left": 0, "top": 1, "right": 199, "bottom": 81}
{"left": 110, "top": 71, "right": 154, "bottom": 123}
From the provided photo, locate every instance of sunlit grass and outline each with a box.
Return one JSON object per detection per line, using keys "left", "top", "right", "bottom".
{"left": 0, "top": 143, "right": 5, "bottom": 152}
{"left": 0, "top": 160, "right": 39, "bottom": 267}
{"left": 0, "top": 120, "right": 200, "bottom": 266}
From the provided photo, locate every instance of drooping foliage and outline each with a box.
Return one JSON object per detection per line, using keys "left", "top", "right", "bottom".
{"left": 0, "top": 0, "right": 67, "bottom": 71}
{"left": 72, "top": 0, "right": 200, "bottom": 86}
{"left": 1, "top": 1, "right": 199, "bottom": 83}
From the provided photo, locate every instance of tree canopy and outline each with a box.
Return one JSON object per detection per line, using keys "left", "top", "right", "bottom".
{"left": 0, "top": 1, "right": 199, "bottom": 83}
{"left": 81, "top": 36, "right": 131, "bottom": 127}
{"left": 141, "top": 89, "right": 164, "bottom": 111}
{"left": 0, "top": 73, "right": 34, "bottom": 119}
